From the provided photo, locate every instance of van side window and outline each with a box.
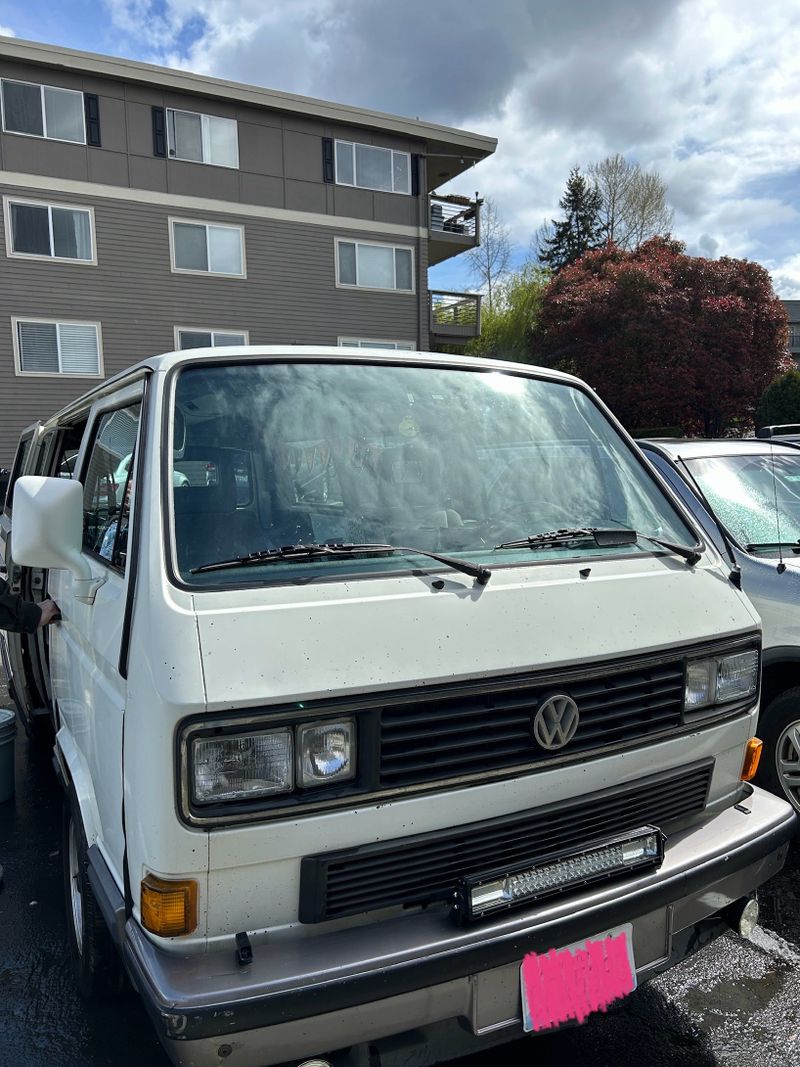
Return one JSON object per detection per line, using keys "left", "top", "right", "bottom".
{"left": 82, "top": 403, "right": 142, "bottom": 570}
{"left": 51, "top": 420, "right": 88, "bottom": 480}
{"left": 4, "top": 432, "right": 33, "bottom": 515}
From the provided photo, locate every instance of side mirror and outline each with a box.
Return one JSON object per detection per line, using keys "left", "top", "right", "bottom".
{"left": 12, "top": 477, "right": 97, "bottom": 599}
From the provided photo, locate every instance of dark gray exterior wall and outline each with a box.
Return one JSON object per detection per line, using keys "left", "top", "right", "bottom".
{"left": 0, "top": 58, "right": 427, "bottom": 229}
{"left": 0, "top": 56, "right": 446, "bottom": 466}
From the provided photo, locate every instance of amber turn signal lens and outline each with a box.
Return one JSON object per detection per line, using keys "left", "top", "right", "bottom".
{"left": 141, "top": 873, "right": 198, "bottom": 936}
{"left": 741, "top": 737, "right": 763, "bottom": 782}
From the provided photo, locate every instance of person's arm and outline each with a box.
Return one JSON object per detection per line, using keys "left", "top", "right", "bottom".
{"left": 0, "top": 575, "right": 42, "bottom": 634}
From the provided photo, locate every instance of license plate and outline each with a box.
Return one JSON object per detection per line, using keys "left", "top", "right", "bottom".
{"left": 520, "top": 923, "right": 636, "bottom": 1033}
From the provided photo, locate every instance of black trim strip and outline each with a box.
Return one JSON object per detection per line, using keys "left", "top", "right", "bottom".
{"left": 87, "top": 844, "right": 127, "bottom": 949}
{"left": 118, "top": 373, "right": 151, "bottom": 680}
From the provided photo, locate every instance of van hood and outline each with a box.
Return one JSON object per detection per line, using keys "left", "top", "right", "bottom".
{"left": 192, "top": 555, "right": 759, "bottom": 708}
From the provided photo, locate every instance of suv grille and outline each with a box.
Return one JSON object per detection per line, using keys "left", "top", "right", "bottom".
{"left": 379, "top": 659, "right": 685, "bottom": 788}
{"left": 299, "top": 761, "right": 713, "bottom": 923}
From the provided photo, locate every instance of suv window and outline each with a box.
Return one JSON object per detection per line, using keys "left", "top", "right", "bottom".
{"left": 82, "top": 403, "right": 141, "bottom": 570}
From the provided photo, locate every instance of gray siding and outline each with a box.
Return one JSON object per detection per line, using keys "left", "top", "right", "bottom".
{"left": 0, "top": 58, "right": 427, "bottom": 230}
{"left": 0, "top": 187, "right": 428, "bottom": 466}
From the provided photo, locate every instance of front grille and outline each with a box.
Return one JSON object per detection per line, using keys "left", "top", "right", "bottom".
{"left": 299, "top": 761, "right": 713, "bottom": 923}
{"left": 379, "top": 659, "right": 685, "bottom": 788}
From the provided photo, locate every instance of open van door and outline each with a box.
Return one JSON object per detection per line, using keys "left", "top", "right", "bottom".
{"left": 0, "top": 422, "right": 52, "bottom": 739}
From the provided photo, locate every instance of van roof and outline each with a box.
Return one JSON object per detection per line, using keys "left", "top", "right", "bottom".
{"left": 46, "top": 346, "right": 586, "bottom": 424}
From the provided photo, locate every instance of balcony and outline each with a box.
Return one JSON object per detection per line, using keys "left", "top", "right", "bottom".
{"left": 429, "top": 194, "right": 480, "bottom": 266}
{"left": 429, "top": 290, "right": 481, "bottom": 344}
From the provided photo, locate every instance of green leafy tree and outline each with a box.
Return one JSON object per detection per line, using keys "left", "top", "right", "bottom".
{"left": 465, "top": 263, "right": 547, "bottom": 361}
{"left": 534, "top": 237, "right": 791, "bottom": 436}
{"left": 538, "top": 167, "right": 604, "bottom": 272}
{"left": 755, "top": 369, "right": 800, "bottom": 428}
{"left": 588, "top": 153, "right": 674, "bottom": 250}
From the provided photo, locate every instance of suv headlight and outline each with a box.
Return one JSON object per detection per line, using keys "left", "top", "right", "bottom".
{"left": 685, "top": 649, "right": 759, "bottom": 711}
{"left": 298, "top": 719, "right": 356, "bottom": 788}
{"left": 192, "top": 729, "right": 293, "bottom": 804}
{"left": 189, "top": 719, "right": 357, "bottom": 805}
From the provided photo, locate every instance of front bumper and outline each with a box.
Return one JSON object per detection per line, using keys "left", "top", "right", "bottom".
{"left": 121, "top": 786, "right": 796, "bottom": 1067}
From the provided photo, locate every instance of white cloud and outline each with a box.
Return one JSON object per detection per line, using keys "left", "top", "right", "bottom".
{"left": 0, "top": 25, "right": 16, "bottom": 37}
{"left": 100, "top": 0, "right": 800, "bottom": 294}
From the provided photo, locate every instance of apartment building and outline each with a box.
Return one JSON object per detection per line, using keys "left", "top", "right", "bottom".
{"left": 0, "top": 36, "right": 496, "bottom": 466}
{"left": 782, "top": 300, "right": 800, "bottom": 364}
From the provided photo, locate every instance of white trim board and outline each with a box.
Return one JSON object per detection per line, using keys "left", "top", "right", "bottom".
{"left": 0, "top": 170, "right": 425, "bottom": 238}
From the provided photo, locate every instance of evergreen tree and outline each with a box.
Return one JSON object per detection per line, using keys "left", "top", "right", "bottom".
{"left": 755, "top": 369, "right": 800, "bottom": 429}
{"left": 538, "top": 167, "right": 604, "bottom": 271}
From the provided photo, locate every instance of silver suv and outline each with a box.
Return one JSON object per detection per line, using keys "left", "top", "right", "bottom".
{"left": 641, "top": 438, "right": 800, "bottom": 812}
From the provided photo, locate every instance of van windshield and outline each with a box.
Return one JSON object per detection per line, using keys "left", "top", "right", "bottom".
{"left": 170, "top": 361, "right": 696, "bottom": 585}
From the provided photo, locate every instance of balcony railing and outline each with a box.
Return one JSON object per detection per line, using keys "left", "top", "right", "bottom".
{"left": 428, "top": 195, "right": 480, "bottom": 266}
{"left": 429, "top": 290, "right": 482, "bottom": 342}
{"left": 430, "top": 194, "right": 479, "bottom": 239}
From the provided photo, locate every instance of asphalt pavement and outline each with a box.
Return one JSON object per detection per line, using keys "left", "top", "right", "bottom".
{"left": 1, "top": 673, "right": 799, "bottom": 1067}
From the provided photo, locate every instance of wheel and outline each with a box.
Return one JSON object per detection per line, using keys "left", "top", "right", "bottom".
{"left": 62, "top": 792, "right": 125, "bottom": 998}
{"left": 756, "top": 687, "right": 800, "bottom": 813}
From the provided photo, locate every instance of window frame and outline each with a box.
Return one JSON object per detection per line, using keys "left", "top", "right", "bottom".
{"left": 168, "top": 217, "right": 247, "bottom": 279}
{"left": 334, "top": 237, "right": 415, "bottom": 294}
{"left": 337, "top": 336, "right": 415, "bottom": 350}
{"left": 11, "top": 316, "right": 104, "bottom": 379}
{"left": 174, "top": 326, "right": 250, "bottom": 350}
{"left": 165, "top": 107, "right": 239, "bottom": 169}
{"left": 0, "top": 78, "right": 86, "bottom": 144}
{"left": 334, "top": 139, "right": 411, "bottom": 195}
{"left": 3, "top": 195, "right": 97, "bottom": 265}
{"left": 80, "top": 398, "right": 143, "bottom": 574}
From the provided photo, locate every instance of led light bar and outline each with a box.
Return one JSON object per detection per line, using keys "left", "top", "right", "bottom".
{"left": 452, "top": 825, "right": 664, "bottom": 923}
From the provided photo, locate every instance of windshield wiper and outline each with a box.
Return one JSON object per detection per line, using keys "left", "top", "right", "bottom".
{"left": 191, "top": 542, "right": 492, "bottom": 584}
{"left": 745, "top": 541, "right": 800, "bottom": 553}
{"left": 495, "top": 526, "right": 703, "bottom": 565}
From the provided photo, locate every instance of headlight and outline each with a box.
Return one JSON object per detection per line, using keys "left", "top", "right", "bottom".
{"left": 298, "top": 720, "right": 356, "bottom": 788}
{"left": 192, "top": 728, "right": 293, "bottom": 804}
{"left": 685, "top": 649, "right": 759, "bottom": 711}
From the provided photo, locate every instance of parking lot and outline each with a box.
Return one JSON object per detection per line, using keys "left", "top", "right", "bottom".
{"left": 2, "top": 671, "right": 799, "bottom": 1067}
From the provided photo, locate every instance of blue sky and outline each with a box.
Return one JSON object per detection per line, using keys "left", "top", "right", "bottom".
{"left": 3, "top": 0, "right": 800, "bottom": 296}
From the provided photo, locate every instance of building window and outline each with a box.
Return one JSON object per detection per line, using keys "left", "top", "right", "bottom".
{"left": 338, "top": 337, "right": 415, "bottom": 350}
{"left": 335, "top": 141, "right": 411, "bottom": 195}
{"left": 13, "top": 318, "right": 102, "bottom": 377}
{"left": 4, "top": 197, "right": 95, "bottom": 263}
{"left": 170, "top": 219, "right": 245, "bottom": 277}
{"left": 789, "top": 325, "right": 800, "bottom": 349}
{"left": 167, "top": 109, "right": 239, "bottom": 168}
{"left": 0, "top": 79, "right": 85, "bottom": 143}
{"left": 176, "top": 327, "right": 249, "bottom": 349}
{"left": 336, "top": 239, "right": 414, "bottom": 292}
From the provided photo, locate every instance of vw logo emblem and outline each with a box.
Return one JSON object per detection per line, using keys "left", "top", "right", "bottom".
{"left": 533, "top": 693, "right": 580, "bottom": 751}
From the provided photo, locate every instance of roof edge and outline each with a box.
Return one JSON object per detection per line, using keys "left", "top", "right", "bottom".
{"left": 0, "top": 35, "right": 497, "bottom": 155}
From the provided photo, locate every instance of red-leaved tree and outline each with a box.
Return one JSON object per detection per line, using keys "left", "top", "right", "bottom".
{"left": 534, "top": 238, "right": 791, "bottom": 435}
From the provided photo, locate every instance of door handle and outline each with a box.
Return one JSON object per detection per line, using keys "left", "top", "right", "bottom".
{"left": 73, "top": 574, "right": 107, "bottom": 605}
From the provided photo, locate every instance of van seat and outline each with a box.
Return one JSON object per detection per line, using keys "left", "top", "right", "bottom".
{"left": 174, "top": 481, "right": 263, "bottom": 573}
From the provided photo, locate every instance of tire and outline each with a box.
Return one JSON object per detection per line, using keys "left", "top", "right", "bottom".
{"left": 61, "top": 792, "right": 125, "bottom": 999}
{"left": 756, "top": 687, "right": 800, "bottom": 814}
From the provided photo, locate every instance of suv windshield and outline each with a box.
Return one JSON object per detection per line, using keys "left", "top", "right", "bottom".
{"left": 170, "top": 361, "right": 695, "bottom": 585}
{"left": 682, "top": 453, "right": 800, "bottom": 552}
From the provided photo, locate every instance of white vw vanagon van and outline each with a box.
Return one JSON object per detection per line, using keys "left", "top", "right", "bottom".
{"left": 1, "top": 347, "right": 795, "bottom": 1067}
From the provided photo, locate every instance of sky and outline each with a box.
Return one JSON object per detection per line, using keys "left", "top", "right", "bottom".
{"left": 2, "top": 0, "right": 800, "bottom": 297}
